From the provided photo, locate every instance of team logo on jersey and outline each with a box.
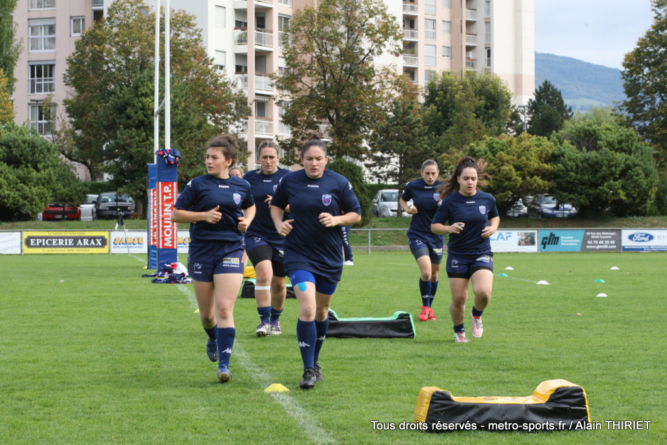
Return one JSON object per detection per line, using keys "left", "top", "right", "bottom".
{"left": 433, "top": 193, "right": 440, "bottom": 201}
{"left": 479, "top": 205, "right": 487, "bottom": 214}
{"left": 273, "top": 184, "right": 278, "bottom": 192}
{"left": 322, "top": 194, "right": 332, "bottom": 206}
{"left": 233, "top": 193, "right": 241, "bottom": 204}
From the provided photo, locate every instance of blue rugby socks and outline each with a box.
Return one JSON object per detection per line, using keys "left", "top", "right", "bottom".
{"left": 429, "top": 280, "right": 439, "bottom": 307}
{"left": 217, "top": 327, "right": 236, "bottom": 366}
{"left": 472, "top": 306, "right": 484, "bottom": 318}
{"left": 314, "top": 318, "right": 330, "bottom": 363}
{"left": 270, "top": 307, "right": 283, "bottom": 322}
{"left": 454, "top": 323, "right": 465, "bottom": 333}
{"left": 204, "top": 326, "right": 216, "bottom": 341}
{"left": 419, "top": 279, "right": 432, "bottom": 307}
{"left": 297, "top": 319, "right": 317, "bottom": 370}
{"left": 257, "top": 306, "right": 270, "bottom": 323}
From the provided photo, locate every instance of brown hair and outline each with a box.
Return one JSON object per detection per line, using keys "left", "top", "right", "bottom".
{"left": 301, "top": 134, "right": 327, "bottom": 157}
{"left": 258, "top": 140, "right": 280, "bottom": 158}
{"left": 439, "top": 156, "right": 486, "bottom": 198}
{"left": 421, "top": 159, "right": 438, "bottom": 171}
{"left": 207, "top": 135, "right": 238, "bottom": 164}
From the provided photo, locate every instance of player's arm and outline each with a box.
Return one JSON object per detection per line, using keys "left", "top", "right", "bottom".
{"left": 172, "top": 207, "right": 221, "bottom": 224}
{"left": 481, "top": 216, "right": 500, "bottom": 238}
{"left": 318, "top": 211, "right": 361, "bottom": 228}
{"left": 399, "top": 198, "right": 417, "bottom": 215}
{"left": 238, "top": 204, "right": 256, "bottom": 233}
{"left": 431, "top": 222, "right": 465, "bottom": 235}
{"left": 271, "top": 206, "right": 294, "bottom": 236}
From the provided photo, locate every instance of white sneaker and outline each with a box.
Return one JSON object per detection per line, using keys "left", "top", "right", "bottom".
{"left": 454, "top": 331, "right": 470, "bottom": 343}
{"left": 255, "top": 321, "right": 271, "bottom": 337}
{"left": 343, "top": 261, "right": 354, "bottom": 266}
{"left": 471, "top": 315, "right": 483, "bottom": 338}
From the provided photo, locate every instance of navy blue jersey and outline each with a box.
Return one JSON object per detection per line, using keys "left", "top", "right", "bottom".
{"left": 271, "top": 169, "right": 361, "bottom": 281}
{"left": 402, "top": 178, "right": 444, "bottom": 244}
{"left": 174, "top": 175, "right": 254, "bottom": 243}
{"left": 432, "top": 190, "right": 499, "bottom": 256}
{"left": 243, "top": 168, "right": 290, "bottom": 241}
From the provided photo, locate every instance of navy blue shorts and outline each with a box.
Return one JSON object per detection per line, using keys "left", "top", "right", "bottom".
{"left": 288, "top": 269, "right": 338, "bottom": 295}
{"left": 187, "top": 240, "right": 245, "bottom": 281}
{"left": 409, "top": 238, "right": 445, "bottom": 265}
{"left": 446, "top": 252, "right": 494, "bottom": 279}
{"left": 245, "top": 235, "right": 286, "bottom": 277}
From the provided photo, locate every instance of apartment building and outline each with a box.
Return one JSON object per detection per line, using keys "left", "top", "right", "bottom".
{"left": 10, "top": 0, "right": 533, "bottom": 170}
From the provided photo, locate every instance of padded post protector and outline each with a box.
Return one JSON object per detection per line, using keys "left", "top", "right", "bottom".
{"left": 240, "top": 279, "right": 296, "bottom": 299}
{"left": 414, "top": 379, "right": 591, "bottom": 433}
{"left": 326, "top": 309, "right": 416, "bottom": 339}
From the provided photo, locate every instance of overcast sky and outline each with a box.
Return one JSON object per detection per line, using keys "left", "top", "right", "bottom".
{"left": 535, "top": 0, "right": 656, "bottom": 69}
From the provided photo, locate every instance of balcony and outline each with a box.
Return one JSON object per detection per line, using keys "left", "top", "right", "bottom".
{"left": 466, "top": 59, "right": 477, "bottom": 70}
{"left": 92, "top": 0, "right": 103, "bottom": 7}
{"left": 235, "top": 74, "right": 248, "bottom": 91}
{"left": 255, "top": 118, "right": 274, "bottom": 137}
{"left": 466, "top": 9, "right": 477, "bottom": 21}
{"left": 402, "top": 2, "right": 418, "bottom": 15}
{"left": 278, "top": 0, "right": 292, "bottom": 5}
{"left": 255, "top": 74, "right": 273, "bottom": 94}
{"left": 255, "top": 29, "right": 273, "bottom": 49}
{"left": 235, "top": 29, "right": 248, "bottom": 45}
{"left": 403, "top": 55, "right": 418, "bottom": 66}
{"left": 279, "top": 121, "right": 291, "bottom": 135}
{"left": 403, "top": 29, "right": 418, "bottom": 40}
{"left": 255, "top": 0, "right": 273, "bottom": 8}
{"left": 466, "top": 33, "right": 477, "bottom": 46}
{"left": 239, "top": 120, "right": 249, "bottom": 134}
{"left": 425, "top": 30, "right": 436, "bottom": 40}
{"left": 318, "top": 123, "right": 332, "bottom": 141}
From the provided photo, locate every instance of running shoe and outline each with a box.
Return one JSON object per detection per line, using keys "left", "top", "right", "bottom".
{"left": 472, "top": 315, "right": 483, "bottom": 338}
{"left": 314, "top": 361, "right": 323, "bottom": 383}
{"left": 206, "top": 338, "right": 218, "bottom": 362}
{"left": 300, "top": 368, "right": 317, "bottom": 389}
{"left": 255, "top": 321, "right": 272, "bottom": 337}
{"left": 454, "top": 331, "right": 470, "bottom": 343}
{"left": 419, "top": 306, "right": 430, "bottom": 321}
{"left": 343, "top": 261, "right": 354, "bottom": 266}
{"left": 428, "top": 308, "right": 437, "bottom": 320}
{"left": 270, "top": 320, "right": 282, "bottom": 335}
{"left": 217, "top": 365, "right": 232, "bottom": 383}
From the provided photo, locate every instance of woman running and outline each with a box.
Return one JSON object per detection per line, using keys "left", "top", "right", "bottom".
{"left": 271, "top": 135, "right": 361, "bottom": 389}
{"left": 431, "top": 156, "right": 499, "bottom": 343}
{"left": 243, "top": 141, "right": 291, "bottom": 336}
{"left": 171, "top": 135, "right": 256, "bottom": 382}
{"left": 399, "top": 160, "right": 444, "bottom": 322}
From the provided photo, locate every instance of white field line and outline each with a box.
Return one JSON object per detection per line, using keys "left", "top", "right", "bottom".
{"left": 130, "top": 254, "right": 146, "bottom": 264}
{"left": 174, "top": 284, "right": 337, "bottom": 445}
{"left": 497, "top": 274, "right": 539, "bottom": 284}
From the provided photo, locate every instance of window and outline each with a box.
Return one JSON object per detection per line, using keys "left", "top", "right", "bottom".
{"left": 256, "top": 14, "right": 266, "bottom": 30}
{"left": 486, "top": 0, "right": 491, "bottom": 17}
{"left": 425, "top": 19, "right": 436, "bottom": 40}
{"left": 279, "top": 15, "right": 290, "bottom": 48}
{"left": 71, "top": 17, "right": 84, "bottom": 36}
{"left": 214, "top": 51, "right": 226, "bottom": 71}
{"left": 29, "top": 19, "right": 56, "bottom": 52}
{"left": 442, "top": 20, "right": 451, "bottom": 34}
{"left": 279, "top": 103, "right": 290, "bottom": 135}
{"left": 215, "top": 6, "right": 226, "bottom": 28}
{"left": 235, "top": 54, "right": 247, "bottom": 73}
{"left": 424, "top": 44, "right": 436, "bottom": 67}
{"left": 278, "top": 0, "right": 292, "bottom": 5}
{"left": 29, "top": 0, "right": 55, "bottom": 9}
{"left": 442, "top": 0, "right": 451, "bottom": 7}
{"left": 442, "top": 46, "right": 450, "bottom": 58}
{"left": 486, "top": 48, "right": 492, "bottom": 68}
{"left": 425, "top": 70, "right": 436, "bottom": 84}
{"left": 235, "top": 10, "right": 247, "bottom": 28}
{"left": 425, "top": 0, "right": 436, "bottom": 15}
{"left": 30, "top": 103, "right": 56, "bottom": 135}
{"left": 278, "top": 57, "right": 287, "bottom": 75}
{"left": 256, "top": 101, "right": 266, "bottom": 118}
{"left": 485, "top": 22, "right": 491, "bottom": 43}
{"left": 29, "top": 63, "right": 56, "bottom": 94}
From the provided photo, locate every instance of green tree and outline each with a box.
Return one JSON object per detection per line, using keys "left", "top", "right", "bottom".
{"left": 551, "top": 117, "right": 658, "bottom": 217}
{"left": 326, "top": 158, "right": 371, "bottom": 226}
{"left": 64, "top": 0, "right": 249, "bottom": 206}
{"left": 526, "top": 80, "right": 573, "bottom": 137}
{"left": 619, "top": 0, "right": 667, "bottom": 165}
{"left": 0, "top": 68, "right": 14, "bottom": 124}
{"left": 272, "top": 0, "right": 403, "bottom": 162}
{"left": 0, "top": 123, "right": 83, "bottom": 220}
{"left": 367, "top": 97, "right": 435, "bottom": 215}
{"left": 467, "top": 133, "right": 554, "bottom": 215}
{"left": 0, "top": 0, "right": 21, "bottom": 94}
{"left": 422, "top": 70, "right": 513, "bottom": 172}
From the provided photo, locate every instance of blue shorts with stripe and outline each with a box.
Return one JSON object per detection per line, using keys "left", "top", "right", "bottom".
{"left": 188, "top": 240, "right": 245, "bottom": 281}
{"left": 445, "top": 252, "right": 494, "bottom": 279}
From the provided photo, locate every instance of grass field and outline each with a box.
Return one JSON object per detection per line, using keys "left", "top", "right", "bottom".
{"left": 1, "top": 252, "right": 665, "bottom": 444}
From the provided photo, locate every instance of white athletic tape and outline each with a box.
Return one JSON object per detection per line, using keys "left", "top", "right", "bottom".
{"left": 255, "top": 286, "right": 271, "bottom": 290}
{"left": 174, "top": 285, "right": 337, "bottom": 444}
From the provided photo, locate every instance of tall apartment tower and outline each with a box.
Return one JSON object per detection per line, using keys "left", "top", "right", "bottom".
{"left": 10, "top": 0, "right": 533, "bottom": 171}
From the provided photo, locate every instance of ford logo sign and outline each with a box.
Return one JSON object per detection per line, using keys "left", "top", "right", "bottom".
{"left": 629, "top": 233, "right": 654, "bottom": 243}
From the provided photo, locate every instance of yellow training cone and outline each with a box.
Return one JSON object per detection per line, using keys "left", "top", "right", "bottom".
{"left": 194, "top": 309, "right": 200, "bottom": 313}
{"left": 264, "top": 384, "right": 290, "bottom": 393}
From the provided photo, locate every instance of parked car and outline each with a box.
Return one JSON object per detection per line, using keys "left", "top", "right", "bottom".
{"left": 506, "top": 200, "right": 528, "bottom": 217}
{"left": 80, "top": 194, "right": 98, "bottom": 221}
{"left": 527, "top": 194, "right": 577, "bottom": 218}
{"left": 42, "top": 203, "right": 81, "bottom": 220}
{"left": 96, "top": 192, "right": 135, "bottom": 219}
{"left": 371, "top": 189, "right": 411, "bottom": 217}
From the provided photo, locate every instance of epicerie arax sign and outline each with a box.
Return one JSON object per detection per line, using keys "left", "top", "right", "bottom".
{"left": 23, "top": 231, "right": 110, "bottom": 254}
